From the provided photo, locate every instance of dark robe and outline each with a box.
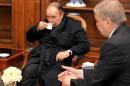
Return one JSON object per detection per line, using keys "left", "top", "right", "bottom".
{"left": 24, "top": 15, "right": 90, "bottom": 86}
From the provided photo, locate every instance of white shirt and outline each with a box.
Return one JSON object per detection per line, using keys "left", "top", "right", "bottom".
{"left": 109, "top": 25, "right": 120, "bottom": 38}
{"left": 109, "top": 28, "right": 117, "bottom": 38}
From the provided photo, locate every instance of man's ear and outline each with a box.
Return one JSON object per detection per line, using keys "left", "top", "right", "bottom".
{"left": 106, "top": 17, "right": 111, "bottom": 25}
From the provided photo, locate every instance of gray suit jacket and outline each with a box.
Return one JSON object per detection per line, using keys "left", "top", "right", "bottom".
{"left": 71, "top": 23, "right": 130, "bottom": 86}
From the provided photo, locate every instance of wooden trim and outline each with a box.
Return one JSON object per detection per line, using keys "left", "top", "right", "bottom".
{"left": 0, "top": 3, "right": 11, "bottom": 6}
{"left": 87, "top": 0, "right": 130, "bottom": 3}
{"left": 0, "top": 43, "right": 12, "bottom": 48}
{"left": 63, "top": 6, "right": 130, "bottom": 13}
{"left": 12, "top": 0, "right": 41, "bottom": 49}
{"left": 41, "top": 0, "right": 49, "bottom": 19}
{"left": 63, "top": 6, "right": 94, "bottom": 12}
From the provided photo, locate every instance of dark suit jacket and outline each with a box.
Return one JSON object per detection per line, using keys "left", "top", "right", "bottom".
{"left": 71, "top": 23, "right": 130, "bottom": 86}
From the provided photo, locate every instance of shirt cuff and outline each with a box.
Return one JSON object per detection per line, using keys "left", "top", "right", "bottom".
{"left": 67, "top": 50, "right": 73, "bottom": 55}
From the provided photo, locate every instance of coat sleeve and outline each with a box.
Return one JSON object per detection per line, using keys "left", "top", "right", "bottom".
{"left": 86, "top": 42, "right": 127, "bottom": 86}
{"left": 87, "top": 42, "right": 125, "bottom": 86}
{"left": 26, "top": 19, "right": 48, "bottom": 42}
{"left": 69, "top": 22, "right": 90, "bottom": 55}
{"left": 71, "top": 69, "right": 93, "bottom": 86}
{"left": 71, "top": 41, "right": 127, "bottom": 86}
{"left": 26, "top": 25, "right": 46, "bottom": 42}
{"left": 71, "top": 79, "right": 86, "bottom": 86}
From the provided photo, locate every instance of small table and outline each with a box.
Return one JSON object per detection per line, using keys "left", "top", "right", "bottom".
{"left": 0, "top": 48, "right": 25, "bottom": 72}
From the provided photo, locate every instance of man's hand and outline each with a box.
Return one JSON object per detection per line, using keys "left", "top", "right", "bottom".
{"left": 37, "top": 21, "right": 48, "bottom": 30}
{"left": 58, "top": 69, "right": 77, "bottom": 86}
{"left": 56, "top": 51, "right": 70, "bottom": 61}
{"left": 58, "top": 66, "right": 84, "bottom": 86}
{"left": 58, "top": 70, "right": 77, "bottom": 81}
{"left": 58, "top": 66, "right": 84, "bottom": 79}
{"left": 61, "top": 72, "right": 77, "bottom": 86}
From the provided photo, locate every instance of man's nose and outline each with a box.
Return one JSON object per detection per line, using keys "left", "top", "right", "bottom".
{"left": 48, "top": 19, "right": 54, "bottom": 23}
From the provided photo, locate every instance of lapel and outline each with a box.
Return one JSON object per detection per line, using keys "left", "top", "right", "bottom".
{"left": 111, "top": 23, "right": 128, "bottom": 37}
{"left": 100, "top": 23, "right": 128, "bottom": 55}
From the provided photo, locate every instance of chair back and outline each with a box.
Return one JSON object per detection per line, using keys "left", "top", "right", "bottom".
{"left": 67, "top": 15, "right": 87, "bottom": 32}
{"left": 67, "top": 14, "right": 87, "bottom": 66}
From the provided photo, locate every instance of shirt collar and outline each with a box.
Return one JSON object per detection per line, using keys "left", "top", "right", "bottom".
{"left": 109, "top": 25, "right": 120, "bottom": 38}
{"left": 109, "top": 28, "right": 116, "bottom": 38}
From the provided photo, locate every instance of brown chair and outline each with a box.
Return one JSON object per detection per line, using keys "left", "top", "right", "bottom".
{"left": 67, "top": 15, "right": 100, "bottom": 68}
{"left": 67, "top": 14, "right": 87, "bottom": 66}
{"left": 67, "top": 14, "right": 87, "bottom": 31}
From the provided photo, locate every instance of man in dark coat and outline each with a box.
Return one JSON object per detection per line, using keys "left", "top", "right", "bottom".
{"left": 58, "top": 0, "right": 130, "bottom": 86}
{"left": 19, "top": 2, "right": 90, "bottom": 86}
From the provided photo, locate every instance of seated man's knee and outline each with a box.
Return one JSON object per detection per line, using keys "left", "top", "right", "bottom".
{"left": 23, "top": 64, "right": 38, "bottom": 76}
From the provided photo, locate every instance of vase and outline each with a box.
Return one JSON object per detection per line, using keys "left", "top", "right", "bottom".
{"left": 66, "top": 0, "right": 86, "bottom": 7}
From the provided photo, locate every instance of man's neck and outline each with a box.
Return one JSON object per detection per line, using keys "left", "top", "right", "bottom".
{"left": 109, "top": 24, "right": 120, "bottom": 38}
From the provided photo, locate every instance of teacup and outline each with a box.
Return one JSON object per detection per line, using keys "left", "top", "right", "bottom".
{"left": 47, "top": 23, "right": 53, "bottom": 30}
{"left": 82, "top": 62, "right": 94, "bottom": 69}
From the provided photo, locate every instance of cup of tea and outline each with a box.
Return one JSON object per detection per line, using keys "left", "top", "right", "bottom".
{"left": 82, "top": 62, "right": 94, "bottom": 69}
{"left": 47, "top": 23, "right": 53, "bottom": 30}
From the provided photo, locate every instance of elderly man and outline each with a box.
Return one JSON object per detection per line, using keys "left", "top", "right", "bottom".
{"left": 18, "top": 2, "right": 90, "bottom": 86}
{"left": 58, "top": 0, "right": 130, "bottom": 86}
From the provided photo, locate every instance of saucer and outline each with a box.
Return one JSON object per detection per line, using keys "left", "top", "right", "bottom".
{"left": 0, "top": 53, "right": 10, "bottom": 58}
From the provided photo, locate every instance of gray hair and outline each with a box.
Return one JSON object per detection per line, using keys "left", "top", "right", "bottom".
{"left": 47, "top": 2, "right": 64, "bottom": 13}
{"left": 94, "top": 0, "right": 127, "bottom": 24}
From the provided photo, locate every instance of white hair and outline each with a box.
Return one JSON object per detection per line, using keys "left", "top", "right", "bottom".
{"left": 94, "top": 0, "right": 127, "bottom": 24}
{"left": 47, "top": 2, "right": 64, "bottom": 13}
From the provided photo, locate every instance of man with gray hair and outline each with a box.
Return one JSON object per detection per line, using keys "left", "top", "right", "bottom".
{"left": 18, "top": 1, "right": 90, "bottom": 86}
{"left": 58, "top": 0, "right": 130, "bottom": 86}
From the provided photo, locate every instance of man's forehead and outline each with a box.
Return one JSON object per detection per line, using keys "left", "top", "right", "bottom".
{"left": 46, "top": 7, "right": 60, "bottom": 15}
{"left": 47, "top": 6, "right": 59, "bottom": 12}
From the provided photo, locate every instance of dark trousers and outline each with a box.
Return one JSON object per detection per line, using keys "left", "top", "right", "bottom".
{"left": 18, "top": 63, "right": 62, "bottom": 86}
{"left": 18, "top": 63, "right": 39, "bottom": 86}
{"left": 40, "top": 66, "right": 62, "bottom": 86}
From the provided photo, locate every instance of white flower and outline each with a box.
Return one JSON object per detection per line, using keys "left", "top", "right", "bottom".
{"left": 1, "top": 66, "right": 22, "bottom": 86}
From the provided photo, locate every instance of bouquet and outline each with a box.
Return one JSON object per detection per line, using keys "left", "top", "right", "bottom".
{"left": 1, "top": 66, "right": 22, "bottom": 86}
